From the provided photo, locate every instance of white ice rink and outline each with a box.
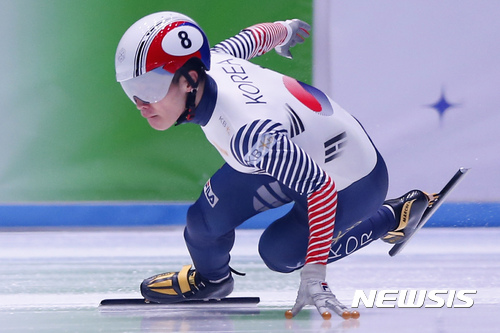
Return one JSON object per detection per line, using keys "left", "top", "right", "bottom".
{"left": 0, "top": 227, "right": 499, "bottom": 333}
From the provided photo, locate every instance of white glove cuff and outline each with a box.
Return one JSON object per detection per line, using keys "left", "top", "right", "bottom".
{"left": 300, "top": 263, "right": 327, "bottom": 281}
{"left": 273, "top": 20, "right": 294, "bottom": 47}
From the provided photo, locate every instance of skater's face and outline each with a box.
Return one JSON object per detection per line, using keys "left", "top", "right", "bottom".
{"left": 135, "top": 71, "right": 200, "bottom": 131}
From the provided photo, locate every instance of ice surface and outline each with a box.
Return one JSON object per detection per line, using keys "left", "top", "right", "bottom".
{"left": 0, "top": 227, "right": 499, "bottom": 332}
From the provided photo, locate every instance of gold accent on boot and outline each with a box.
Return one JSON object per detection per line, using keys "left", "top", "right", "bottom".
{"left": 177, "top": 265, "right": 193, "bottom": 294}
{"left": 382, "top": 231, "right": 405, "bottom": 243}
{"left": 395, "top": 199, "right": 416, "bottom": 232}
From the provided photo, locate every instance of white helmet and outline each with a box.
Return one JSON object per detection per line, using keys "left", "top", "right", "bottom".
{"left": 115, "top": 12, "right": 210, "bottom": 103}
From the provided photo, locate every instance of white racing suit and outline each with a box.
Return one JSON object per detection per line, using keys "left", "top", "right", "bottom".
{"left": 180, "top": 23, "right": 392, "bottom": 280}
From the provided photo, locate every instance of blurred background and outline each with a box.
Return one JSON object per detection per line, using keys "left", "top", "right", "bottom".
{"left": 0, "top": 0, "right": 498, "bottom": 227}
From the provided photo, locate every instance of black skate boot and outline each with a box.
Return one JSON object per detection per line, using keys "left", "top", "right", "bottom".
{"left": 141, "top": 265, "right": 234, "bottom": 304}
{"left": 382, "top": 190, "right": 433, "bottom": 244}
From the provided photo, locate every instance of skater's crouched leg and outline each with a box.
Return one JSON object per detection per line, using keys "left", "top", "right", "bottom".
{"left": 258, "top": 206, "right": 309, "bottom": 273}
{"left": 184, "top": 200, "right": 235, "bottom": 282}
{"left": 140, "top": 202, "right": 236, "bottom": 303}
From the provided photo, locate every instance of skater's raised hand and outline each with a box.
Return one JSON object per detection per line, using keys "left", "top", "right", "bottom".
{"left": 275, "top": 19, "right": 311, "bottom": 59}
{"left": 287, "top": 264, "right": 349, "bottom": 320}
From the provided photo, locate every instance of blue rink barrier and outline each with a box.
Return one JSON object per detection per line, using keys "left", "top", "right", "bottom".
{"left": 0, "top": 202, "right": 498, "bottom": 229}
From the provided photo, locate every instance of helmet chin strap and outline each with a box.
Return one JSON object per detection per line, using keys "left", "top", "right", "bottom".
{"left": 176, "top": 68, "right": 199, "bottom": 125}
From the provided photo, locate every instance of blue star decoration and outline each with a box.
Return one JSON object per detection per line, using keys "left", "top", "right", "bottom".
{"left": 427, "top": 87, "right": 460, "bottom": 124}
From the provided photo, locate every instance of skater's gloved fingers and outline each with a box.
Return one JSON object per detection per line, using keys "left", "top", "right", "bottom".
{"left": 288, "top": 281, "right": 310, "bottom": 317}
{"left": 289, "top": 19, "right": 311, "bottom": 37}
{"left": 311, "top": 293, "right": 339, "bottom": 319}
{"left": 292, "top": 19, "right": 311, "bottom": 42}
{"left": 315, "top": 304, "right": 332, "bottom": 319}
{"left": 275, "top": 47, "right": 293, "bottom": 59}
{"left": 297, "top": 19, "right": 311, "bottom": 31}
{"left": 325, "top": 298, "right": 343, "bottom": 316}
{"left": 290, "top": 299, "right": 306, "bottom": 317}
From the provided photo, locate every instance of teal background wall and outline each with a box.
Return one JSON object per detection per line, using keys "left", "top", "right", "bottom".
{"left": 0, "top": 0, "right": 313, "bottom": 202}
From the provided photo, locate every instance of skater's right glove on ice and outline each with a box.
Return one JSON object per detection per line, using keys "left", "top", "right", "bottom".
{"left": 288, "top": 263, "right": 340, "bottom": 319}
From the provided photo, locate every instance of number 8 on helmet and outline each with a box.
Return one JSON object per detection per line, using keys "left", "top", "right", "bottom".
{"left": 115, "top": 12, "right": 211, "bottom": 104}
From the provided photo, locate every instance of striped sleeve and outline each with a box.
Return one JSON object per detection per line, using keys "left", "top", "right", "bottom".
{"left": 231, "top": 120, "right": 337, "bottom": 265}
{"left": 212, "top": 23, "right": 289, "bottom": 60}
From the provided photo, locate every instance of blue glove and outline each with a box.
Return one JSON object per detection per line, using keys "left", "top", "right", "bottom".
{"left": 275, "top": 19, "right": 311, "bottom": 59}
